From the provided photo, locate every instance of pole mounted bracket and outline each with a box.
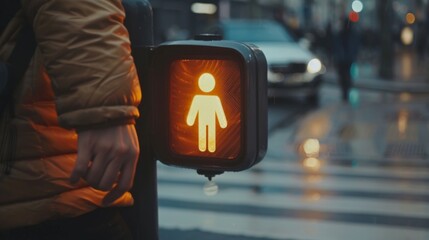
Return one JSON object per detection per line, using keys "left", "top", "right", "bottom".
{"left": 197, "top": 169, "right": 224, "bottom": 181}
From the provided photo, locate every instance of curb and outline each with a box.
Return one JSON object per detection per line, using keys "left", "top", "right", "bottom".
{"left": 323, "top": 73, "right": 429, "bottom": 94}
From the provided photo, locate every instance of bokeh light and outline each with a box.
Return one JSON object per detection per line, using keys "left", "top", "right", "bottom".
{"left": 303, "top": 138, "right": 320, "bottom": 156}
{"left": 350, "top": 63, "right": 359, "bottom": 80}
{"left": 191, "top": 3, "right": 217, "bottom": 14}
{"left": 349, "top": 89, "right": 360, "bottom": 107}
{"left": 401, "top": 27, "right": 414, "bottom": 45}
{"left": 307, "top": 58, "right": 322, "bottom": 74}
{"left": 349, "top": 11, "right": 360, "bottom": 23}
{"left": 303, "top": 157, "right": 321, "bottom": 171}
{"left": 351, "top": 0, "right": 364, "bottom": 13}
{"left": 406, "top": 12, "right": 416, "bottom": 24}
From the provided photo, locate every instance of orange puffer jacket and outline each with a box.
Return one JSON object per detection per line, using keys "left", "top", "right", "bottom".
{"left": 0, "top": 0, "right": 141, "bottom": 230}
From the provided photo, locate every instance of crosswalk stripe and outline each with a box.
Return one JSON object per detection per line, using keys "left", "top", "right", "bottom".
{"left": 157, "top": 168, "right": 429, "bottom": 195}
{"left": 249, "top": 167, "right": 429, "bottom": 184}
{"left": 159, "top": 198, "right": 429, "bottom": 229}
{"left": 159, "top": 207, "right": 429, "bottom": 240}
{"left": 158, "top": 177, "right": 429, "bottom": 202}
{"left": 160, "top": 228, "right": 294, "bottom": 240}
{"left": 255, "top": 160, "right": 429, "bottom": 178}
{"left": 265, "top": 154, "right": 429, "bottom": 168}
{"left": 158, "top": 185, "right": 429, "bottom": 218}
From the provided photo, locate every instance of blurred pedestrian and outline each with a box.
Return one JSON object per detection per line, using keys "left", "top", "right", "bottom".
{"left": 0, "top": 0, "right": 141, "bottom": 239}
{"left": 324, "top": 22, "right": 333, "bottom": 65}
{"left": 332, "top": 17, "right": 359, "bottom": 102}
{"left": 416, "top": 6, "right": 429, "bottom": 61}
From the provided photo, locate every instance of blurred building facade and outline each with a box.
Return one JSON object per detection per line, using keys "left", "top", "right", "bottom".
{"left": 148, "top": 0, "right": 282, "bottom": 44}
{"left": 148, "top": 0, "right": 429, "bottom": 81}
{"left": 148, "top": 0, "right": 428, "bottom": 43}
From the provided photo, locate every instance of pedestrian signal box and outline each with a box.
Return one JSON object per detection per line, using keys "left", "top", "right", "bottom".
{"left": 152, "top": 40, "right": 267, "bottom": 172}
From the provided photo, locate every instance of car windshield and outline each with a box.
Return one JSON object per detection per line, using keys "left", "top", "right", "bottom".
{"left": 222, "top": 21, "right": 294, "bottom": 43}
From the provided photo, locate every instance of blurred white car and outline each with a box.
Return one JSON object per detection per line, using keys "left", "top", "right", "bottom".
{"left": 208, "top": 19, "right": 324, "bottom": 103}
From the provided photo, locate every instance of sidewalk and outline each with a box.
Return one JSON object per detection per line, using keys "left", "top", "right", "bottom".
{"left": 323, "top": 50, "right": 429, "bottom": 94}
{"left": 324, "top": 71, "right": 429, "bottom": 94}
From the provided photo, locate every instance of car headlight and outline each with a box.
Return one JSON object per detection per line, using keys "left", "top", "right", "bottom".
{"left": 307, "top": 58, "right": 322, "bottom": 74}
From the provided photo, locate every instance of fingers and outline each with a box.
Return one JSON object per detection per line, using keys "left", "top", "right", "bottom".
{"left": 102, "top": 160, "right": 136, "bottom": 206}
{"left": 72, "top": 125, "right": 140, "bottom": 206}
{"left": 84, "top": 143, "right": 130, "bottom": 191}
{"left": 101, "top": 126, "right": 139, "bottom": 205}
{"left": 85, "top": 151, "right": 111, "bottom": 190}
{"left": 70, "top": 138, "right": 92, "bottom": 184}
{"left": 98, "top": 159, "right": 121, "bottom": 191}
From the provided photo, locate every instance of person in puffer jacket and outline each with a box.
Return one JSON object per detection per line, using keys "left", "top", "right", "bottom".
{"left": 0, "top": 0, "right": 141, "bottom": 239}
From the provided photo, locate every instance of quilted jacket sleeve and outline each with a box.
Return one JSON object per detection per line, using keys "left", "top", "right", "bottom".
{"left": 21, "top": 0, "right": 141, "bottom": 130}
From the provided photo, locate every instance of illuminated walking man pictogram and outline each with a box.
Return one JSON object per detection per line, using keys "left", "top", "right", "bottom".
{"left": 186, "top": 73, "right": 227, "bottom": 153}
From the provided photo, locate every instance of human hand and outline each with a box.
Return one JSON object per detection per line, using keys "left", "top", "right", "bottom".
{"left": 70, "top": 124, "right": 139, "bottom": 206}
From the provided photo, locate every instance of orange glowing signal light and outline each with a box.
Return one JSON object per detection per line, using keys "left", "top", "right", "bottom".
{"left": 152, "top": 40, "right": 267, "bottom": 172}
{"left": 186, "top": 73, "right": 228, "bottom": 153}
{"left": 406, "top": 13, "right": 416, "bottom": 24}
{"left": 169, "top": 59, "right": 241, "bottom": 159}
